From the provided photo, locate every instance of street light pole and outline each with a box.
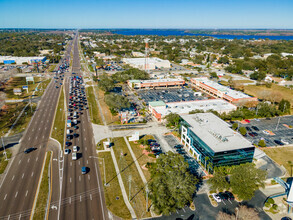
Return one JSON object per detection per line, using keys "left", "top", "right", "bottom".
{"left": 1, "top": 137, "right": 8, "bottom": 161}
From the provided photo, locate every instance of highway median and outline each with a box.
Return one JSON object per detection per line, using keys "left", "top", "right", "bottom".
{"left": 51, "top": 86, "right": 65, "bottom": 149}
{"left": 32, "top": 151, "right": 52, "bottom": 220}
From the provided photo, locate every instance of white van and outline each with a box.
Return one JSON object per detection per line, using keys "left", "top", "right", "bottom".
{"left": 72, "top": 152, "right": 77, "bottom": 160}
{"left": 66, "top": 129, "right": 70, "bottom": 135}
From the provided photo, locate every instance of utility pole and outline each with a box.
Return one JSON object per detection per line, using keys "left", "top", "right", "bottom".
{"left": 1, "top": 137, "right": 8, "bottom": 161}
{"left": 128, "top": 175, "right": 132, "bottom": 201}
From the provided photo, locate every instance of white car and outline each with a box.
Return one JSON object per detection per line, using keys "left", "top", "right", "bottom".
{"left": 72, "top": 152, "right": 77, "bottom": 160}
{"left": 262, "top": 130, "right": 270, "bottom": 135}
{"left": 281, "top": 139, "right": 289, "bottom": 145}
{"left": 64, "top": 149, "right": 70, "bottom": 154}
{"left": 73, "top": 146, "right": 78, "bottom": 152}
{"left": 212, "top": 193, "right": 222, "bottom": 203}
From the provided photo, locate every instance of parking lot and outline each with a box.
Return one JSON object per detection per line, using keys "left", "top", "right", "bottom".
{"left": 163, "top": 134, "right": 205, "bottom": 177}
{"left": 137, "top": 88, "right": 208, "bottom": 104}
{"left": 236, "top": 116, "right": 293, "bottom": 147}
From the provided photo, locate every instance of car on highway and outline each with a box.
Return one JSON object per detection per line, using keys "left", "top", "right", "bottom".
{"left": 212, "top": 193, "right": 222, "bottom": 203}
{"left": 24, "top": 147, "right": 36, "bottom": 154}
{"left": 74, "top": 125, "right": 78, "bottom": 129}
{"left": 73, "top": 146, "right": 78, "bottom": 152}
{"left": 274, "top": 140, "right": 284, "bottom": 145}
{"left": 64, "top": 149, "right": 70, "bottom": 154}
{"left": 72, "top": 152, "right": 77, "bottom": 160}
{"left": 81, "top": 167, "right": 87, "bottom": 174}
{"left": 73, "top": 133, "right": 79, "bottom": 138}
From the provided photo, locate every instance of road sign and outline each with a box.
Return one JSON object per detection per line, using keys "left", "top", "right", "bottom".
{"left": 26, "top": 76, "right": 34, "bottom": 82}
{"left": 22, "top": 86, "right": 28, "bottom": 89}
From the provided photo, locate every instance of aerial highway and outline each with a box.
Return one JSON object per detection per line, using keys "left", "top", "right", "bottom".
{"left": 0, "top": 40, "right": 73, "bottom": 220}
{"left": 56, "top": 33, "right": 108, "bottom": 220}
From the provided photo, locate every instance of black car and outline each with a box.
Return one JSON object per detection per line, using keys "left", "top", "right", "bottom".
{"left": 73, "top": 133, "right": 79, "bottom": 138}
{"left": 218, "top": 192, "right": 229, "bottom": 201}
{"left": 174, "top": 144, "right": 183, "bottom": 149}
{"left": 274, "top": 140, "right": 284, "bottom": 145}
{"left": 24, "top": 147, "right": 36, "bottom": 154}
{"left": 252, "top": 126, "right": 259, "bottom": 131}
{"left": 246, "top": 127, "right": 252, "bottom": 131}
{"left": 224, "top": 191, "right": 235, "bottom": 201}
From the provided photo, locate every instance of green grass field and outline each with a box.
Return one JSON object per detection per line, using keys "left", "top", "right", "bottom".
{"left": 97, "top": 152, "right": 132, "bottom": 219}
{"left": 0, "top": 149, "right": 12, "bottom": 174}
{"left": 112, "top": 137, "right": 151, "bottom": 218}
{"left": 33, "top": 151, "right": 52, "bottom": 220}
{"left": 51, "top": 87, "right": 65, "bottom": 149}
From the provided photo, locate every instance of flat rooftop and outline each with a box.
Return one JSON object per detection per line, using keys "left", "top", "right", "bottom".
{"left": 151, "top": 99, "right": 236, "bottom": 115}
{"left": 181, "top": 113, "right": 253, "bottom": 153}
{"left": 194, "top": 77, "right": 251, "bottom": 99}
{"left": 123, "top": 57, "right": 170, "bottom": 64}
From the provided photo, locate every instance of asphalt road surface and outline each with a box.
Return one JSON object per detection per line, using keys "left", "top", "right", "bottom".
{"left": 55, "top": 33, "right": 108, "bottom": 220}
{"left": 0, "top": 40, "right": 73, "bottom": 220}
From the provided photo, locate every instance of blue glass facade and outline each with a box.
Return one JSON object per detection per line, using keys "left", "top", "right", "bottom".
{"left": 180, "top": 121, "right": 254, "bottom": 173}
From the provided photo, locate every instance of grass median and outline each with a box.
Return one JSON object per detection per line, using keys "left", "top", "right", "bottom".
{"left": 51, "top": 87, "right": 65, "bottom": 149}
{"left": 0, "top": 149, "right": 12, "bottom": 174}
{"left": 112, "top": 137, "right": 151, "bottom": 218}
{"left": 128, "top": 135, "right": 156, "bottom": 181}
{"left": 33, "top": 151, "right": 52, "bottom": 220}
{"left": 97, "top": 151, "right": 131, "bottom": 219}
{"left": 86, "top": 86, "right": 102, "bottom": 125}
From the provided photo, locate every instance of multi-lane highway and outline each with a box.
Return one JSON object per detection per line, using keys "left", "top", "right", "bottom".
{"left": 0, "top": 39, "right": 73, "bottom": 220}
{"left": 56, "top": 33, "right": 108, "bottom": 220}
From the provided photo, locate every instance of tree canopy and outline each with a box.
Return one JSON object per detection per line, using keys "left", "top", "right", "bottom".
{"left": 149, "top": 152, "right": 198, "bottom": 215}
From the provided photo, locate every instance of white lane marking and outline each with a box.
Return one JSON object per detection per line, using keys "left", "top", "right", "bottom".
{"left": 78, "top": 161, "right": 80, "bottom": 165}
{"left": 39, "top": 128, "right": 41, "bottom": 131}
{"left": 11, "top": 175, "right": 15, "bottom": 181}
{"left": 41, "top": 120, "right": 43, "bottom": 123}
{"left": 31, "top": 172, "right": 34, "bottom": 177}
{"left": 36, "top": 157, "right": 38, "bottom": 162}
{"left": 4, "top": 194, "right": 7, "bottom": 200}
{"left": 70, "top": 178, "right": 72, "bottom": 183}
{"left": 80, "top": 195, "right": 82, "bottom": 202}
{"left": 87, "top": 160, "right": 88, "bottom": 164}
{"left": 45, "top": 127, "right": 47, "bottom": 130}
{"left": 15, "top": 191, "right": 18, "bottom": 198}
{"left": 25, "top": 190, "right": 28, "bottom": 197}
{"left": 88, "top": 175, "right": 90, "bottom": 180}
{"left": 70, "top": 162, "right": 72, "bottom": 166}
{"left": 84, "top": 137, "right": 86, "bottom": 141}
{"left": 28, "top": 137, "right": 30, "bottom": 141}
{"left": 42, "top": 135, "right": 44, "bottom": 139}
{"left": 22, "top": 173, "right": 24, "bottom": 179}
{"left": 32, "top": 128, "right": 34, "bottom": 132}
{"left": 18, "top": 160, "right": 21, "bottom": 165}
{"left": 79, "top": 176, "right": 81, "bottom": 181}
{"left": 27, "top": 158, "right": 30, "bottom": 163}
{"left": 35, "top": 136, "right": 38, "bottom": 140}
{"left": 90, "top": 194, "right": 92, "bottom": 200}
{"left": 84, "top": 128, "right": 85, "bottom": 132}
{"left": 18, "top": 214, "right": 21, "bottom": 220}
{"left": 85, "top": 147, "right": 87, "bottom": 151}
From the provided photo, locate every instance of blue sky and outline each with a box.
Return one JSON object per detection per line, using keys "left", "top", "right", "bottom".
{"left": 0, "top": 0, "right": 292, "bottom": 29}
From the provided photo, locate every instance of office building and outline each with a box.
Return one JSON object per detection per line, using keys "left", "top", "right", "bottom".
{"left": 180, "top": 113, "right": 255, "bottom": 173}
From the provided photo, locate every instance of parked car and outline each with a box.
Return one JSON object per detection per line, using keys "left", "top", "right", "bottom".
{"left": 262, "top": 130, "right": 270, "bottom": 135}
{"left": 248, "top": 133, "right": 255, "bottom": 137}
{"left": 174, "top": 145, "right": 183, "bottom": 149}
{"left": 252, "top": 126, "right": 259, "bottom": 131}
{"left": 244, "top": 119, "right": 251, "bottom": 123}
{"left": 73, "top": 146, "right": 78, "bottom": 152}
{"left": 72, "top": 152, "right": 77, "bottom": 160}
{"left": 212, "top": 193, "right": 222, "bottom": 203}
{"left": 64, "top": 149, "right": 70, "bottom": 154}
{"left": 224, "top": 191, "right": 235, "bottom": 201}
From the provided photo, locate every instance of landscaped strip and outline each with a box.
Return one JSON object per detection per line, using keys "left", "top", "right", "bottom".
{"left": 112, "top": 137, "right": 151, "bottom": 218}
{"left": 97, "top": 151, "right": 132, "bottom": 219}
{"left": 33, "top": 151, "right": 52, "bottom": 220}
{"left": 51, "top": 86, "right": 65, "bottom": 149}
{"left": 86, "top": 86, "right": 102, "bottom": 124}
{"left": 0, "top": 149, "right": 12, "bottom": 174}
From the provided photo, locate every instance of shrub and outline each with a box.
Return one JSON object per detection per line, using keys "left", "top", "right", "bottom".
{"left": 267, "top": 198, "right": 274, "bottom": 204}
{"left": 148, "top": 154, "right": 156, "bottom": 158}
{"left": 258, "top": 139, "right": 266, "bottom": 147}
{"left": 272, "top": 204, "right": 278, "bottom": 210}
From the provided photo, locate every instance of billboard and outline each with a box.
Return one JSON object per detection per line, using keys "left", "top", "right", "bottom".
{"left": 26, "top": 77, "right": 34, "bottom": 82}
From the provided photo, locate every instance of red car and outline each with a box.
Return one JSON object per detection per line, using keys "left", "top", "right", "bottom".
{"left": 244, "top": 119, "right": 251, "bottom": 123}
